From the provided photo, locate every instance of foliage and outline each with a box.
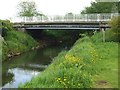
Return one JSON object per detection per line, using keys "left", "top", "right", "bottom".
{"left": 2, "top": 30, "right": 37, "bottom": 61}
{"left": 1, "top": 20, "right": 37, "bottom": 61}
{"left": 43, "top": 30, "right": 68, "bottom": 38}
{"left": 109, "top": 16, "right": 120, "bottom": 31}
{"left": 18, "top": 37, "right": 98, "bottom": 88}
{"left": 0, "top": 20, "right": 13, "bottom": 37}
{"left": 81, "top": 1, "right": 119, "bottom": 14}
{"left": 17, "top": 1, "right": 39, "bottom": 17}
{"left": 91, "top": 16, "right": 120, "bottom": 42}
{"left": 91, "top": 30, "right": 119, "bottom": 43}
{"left": 19, "top": 43, "right": 94, "bottom": 88}
{"left": 106, "top": 16, "right": 120, "bottom": 42}
{"left": 42, "top": 30, "right": 81, "bottom": 41}
{"left": 19, "top": 32, "right": 118, "bottom": 88}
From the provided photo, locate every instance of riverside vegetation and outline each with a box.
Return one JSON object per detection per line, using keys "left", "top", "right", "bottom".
{"left": 19, "top": 17, "right": 119, "bottom": 88}
{"left": 19, "top": 37, "right": 118, "bottom": 88}
{"left": 0, "top": 20, "right": 38, "bottom": 61}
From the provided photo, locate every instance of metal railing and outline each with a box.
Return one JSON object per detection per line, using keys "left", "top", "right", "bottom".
{"left": 15, "top": 13, "right": 119, "bottom": 22}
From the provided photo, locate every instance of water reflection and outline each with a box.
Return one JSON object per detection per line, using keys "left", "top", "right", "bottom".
{"left": 3, "top": 68, "right": 39, "bottom": 88}
{"left": 2, "top": 45, "right": 65, "bottom": 88}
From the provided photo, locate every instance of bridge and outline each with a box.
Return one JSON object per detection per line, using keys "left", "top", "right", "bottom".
{"left": 13, "top": 13, "right": 118, "bottom": 30}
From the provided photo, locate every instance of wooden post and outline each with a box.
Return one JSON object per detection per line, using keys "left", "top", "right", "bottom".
{"left": 99, "top": 21, "right": 105, "bottom": 42}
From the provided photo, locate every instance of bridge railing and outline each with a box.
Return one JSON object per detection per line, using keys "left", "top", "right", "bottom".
{"left": 16, "top": 13, "right": 119, "bottom": 23}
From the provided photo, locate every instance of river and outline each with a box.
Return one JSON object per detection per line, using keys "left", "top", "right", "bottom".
{"left": 2, "top": 44, "right": 70, "bottom": 88}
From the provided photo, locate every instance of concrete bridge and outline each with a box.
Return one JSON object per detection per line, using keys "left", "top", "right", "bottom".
{"left": 13, "top": 13, "right": 118, "bottom": 30}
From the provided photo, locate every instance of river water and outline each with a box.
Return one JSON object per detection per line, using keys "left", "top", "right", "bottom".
{"left": 2, "top": 44, "right": 69, "bottom": 88}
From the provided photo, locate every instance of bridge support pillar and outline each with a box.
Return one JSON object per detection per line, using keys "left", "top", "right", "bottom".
{"left": 101, "top": 28, "right": 105, "bottom": 42}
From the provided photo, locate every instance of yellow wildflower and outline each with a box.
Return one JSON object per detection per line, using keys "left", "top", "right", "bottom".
{"left": 64, "top": 79, "right": 67, "bottom": 81}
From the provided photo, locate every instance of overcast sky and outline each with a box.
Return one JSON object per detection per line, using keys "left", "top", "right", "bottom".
{"left": 0, "top": 0, "right": 94, "bottom": 21}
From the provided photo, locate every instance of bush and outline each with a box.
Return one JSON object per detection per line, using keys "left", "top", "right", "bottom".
{"left": 108, "top": 16, "right": 120, "bottom": 42}
{"left": 105, "top": 29, "right": 119, "bottom": 42}
{"left": 91, "top": 16, "right": 120, "bottom": 43}
{"left": 109, "top": 16, "right": 120, "bottom": 30}
{"left": 1, "top": 20, "right": 37, "bottom": 61}
{"left": 0, "top": 20, "right": 13, "bottom": 37}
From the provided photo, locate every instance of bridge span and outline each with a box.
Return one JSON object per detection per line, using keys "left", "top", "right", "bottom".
{"left": 13, "top": 13, "right": 118, "bottom": 30}
{"left": 13, "top": 21, "right": 110, "bottom": 30}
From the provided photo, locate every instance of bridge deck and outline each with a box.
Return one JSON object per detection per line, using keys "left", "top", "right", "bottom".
{"left": 14, "top": 21, "right": 107, "bottom": 25}
{"left": 13, "top": 22, "right": 110, "bottom": 30}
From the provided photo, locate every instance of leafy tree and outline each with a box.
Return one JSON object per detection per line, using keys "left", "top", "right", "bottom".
{"left": 107, "top": 16, "right": 120, "bottom": 42}
{"left": 81, "top": 1, "right": 119, "bottom": 14}
{"left": 109, "top": 16, "right": 120, "bottom": 29}
{"left": 0, "top": 20, "right": 13, "bottom": 37}
{"left": 108, "top": 11, "right": 119, "bottom": 42}
{"left": 17, "top": 1, "right": 38, "bottom": 17}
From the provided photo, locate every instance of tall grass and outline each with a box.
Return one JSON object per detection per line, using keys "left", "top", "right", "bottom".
{"left": 2, "top": 30, "right": 37, "bottom": 61}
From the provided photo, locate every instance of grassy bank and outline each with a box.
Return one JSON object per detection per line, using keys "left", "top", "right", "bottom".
{"left": 1, "top": 20, "right": 38, "bottom": 61}
{"left": 19, "top": 34, "right": 118, "bottom": 88}
{"left": 92, "top": 42, "right": 118, "bottom": 88}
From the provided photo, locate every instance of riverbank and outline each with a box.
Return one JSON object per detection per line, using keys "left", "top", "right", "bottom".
{"left": 2, "top": 43, "right": 68, "bottom": 88}
{"left": 19, "top": 34, "right": 118, "bottom": 88}
{"left": 1, "top": 20, "right": 38, "bottom": 61}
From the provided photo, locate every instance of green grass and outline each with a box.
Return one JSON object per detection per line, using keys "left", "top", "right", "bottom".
{"left": 1, "top": 20, "right": 38, "bottom": 61}
{"left": 19, "top": 35, "right": 118, "bottom": 88}
{"left": 92, "top": 42, "right": 118, "bottom": 88}
{"left": 2, "top": 30, "right": 38, "bottom": 61}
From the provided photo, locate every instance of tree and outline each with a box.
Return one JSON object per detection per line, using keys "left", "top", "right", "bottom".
{"left": 0, "top": 20, "right": 13, "bottom": 37}
{"left": 104, "top": 16, "right": 120, "bottom": 42}
{"left": 81, "top": 1, "right": 120, "bottom": 14}
{"left": 17, "top": 1, "right": 39, "bottom": 21}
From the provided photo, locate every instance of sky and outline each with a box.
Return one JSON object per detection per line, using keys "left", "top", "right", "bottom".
{"left": 0, "top": 0, "right": 94, "bottom": 21}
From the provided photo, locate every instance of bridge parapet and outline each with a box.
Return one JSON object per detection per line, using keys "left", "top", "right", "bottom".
{"left": 15, "top": 13, "right": 119, "bottom": 23}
